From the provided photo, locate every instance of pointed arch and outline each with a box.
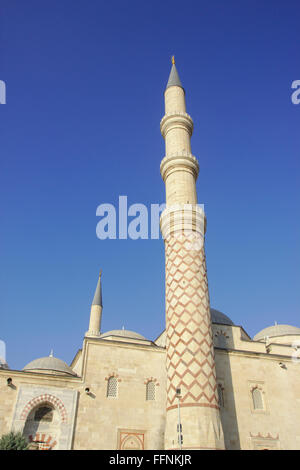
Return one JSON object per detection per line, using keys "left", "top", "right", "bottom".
{"left": 107, "top": 376, "right": 118, "bottom": 397}
{"left": 120, "top": 433, "right": 144, "bottom": 450}
{"left": 252, "top": 387, "right": 264, "bottom": 410}
{"left": 20, "top": 394, "right": 67, "bottom": 423}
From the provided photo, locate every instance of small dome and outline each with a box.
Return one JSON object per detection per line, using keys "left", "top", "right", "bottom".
{"left": 253, "top": 324, "right": 300, "bottom": 341}
{"left": 100, "top": 329, "right": 146, "bottom": 341}
{"left": 210, "top": 308, "right": 234, "bottom": 326}
{"left": 23, "top": 356, "right": 76, "bottom": 376}
{"left": 0, "top": 360, "right": 9, "bottom": 370}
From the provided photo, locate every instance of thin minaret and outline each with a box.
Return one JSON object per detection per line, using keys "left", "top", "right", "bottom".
{"left": 86, "top": 271, "right": 103, "bottom": 337}
{"left": 160, "top": 58, "right": 225, "bottom": 450}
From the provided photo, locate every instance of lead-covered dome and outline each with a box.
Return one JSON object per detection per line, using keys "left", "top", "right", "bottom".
{"left": 253, "top": 324, "right": 300, "bottom": 342}
{"left": 210, "top": 308, "right": 234, "bottom": 326}
{"left": 100, "top": 329, "right": 146, "bottom": 340}
{"left": 23, "top": 356, "right": 77, "bottom": 376}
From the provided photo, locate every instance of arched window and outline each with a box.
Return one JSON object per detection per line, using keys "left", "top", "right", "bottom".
{"left": 217, "top": 384, "right": 224, "bottom": 407}
{"left": 252, "top": 388, "right": 263, "bottom": 410}
{"left": 107, "top": 376, "right": 118, "bottom": 398}
{"left": 215, "top": 333, "right": 227, "bottom": 348}
{"left": 146, "top": 381, "right": 155, "bottom": 401}
{"left": 34, "top": 406, "right": 54, "bottom": 422}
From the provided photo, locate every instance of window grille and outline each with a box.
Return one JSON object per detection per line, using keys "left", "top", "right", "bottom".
{"left": 252, "top": 388, "right": 264, "bottom": 410}
{"left": 107, "top": 376, "right": 118, "bottom": 397}
{"left": 217, "top": 334, "right": 227, "bottom": 348}
{"left": 146, "top": 381, "right": 155, "bottom": 401}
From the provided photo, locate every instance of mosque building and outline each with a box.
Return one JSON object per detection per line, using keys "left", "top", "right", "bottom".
{"left": 0, "top": 60, "right": 299, "bottom": 450}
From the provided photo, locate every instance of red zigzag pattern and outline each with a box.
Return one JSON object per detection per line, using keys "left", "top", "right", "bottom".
{"left": 165, "top": 234, "right": 219, "bottom": 409}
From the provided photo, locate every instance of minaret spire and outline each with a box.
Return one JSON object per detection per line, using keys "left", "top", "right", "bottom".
{"left": 166, "top": 57, "right": 183, "bottom": 91}
{"left": 92, "top": 270, "right": 103, "bottom": 307}
{"left": 86, "top": 271, "right": 103, "bottom": 337}
{"left": 160, "top": 60, "right": 225, "bottom": 450}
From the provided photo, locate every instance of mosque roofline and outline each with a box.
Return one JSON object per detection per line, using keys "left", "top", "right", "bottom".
{"left": 215, "top": 345, "right": 297, "bottom": 361}
{"left": 0, "top": 367, "right": 81, "bottom": 380}
{"left": 83, "top": 335, "right": 164, "bottom": 350}
{"left": 69, "top": 348, "right": 82, "bottom": 369}
{"left": 153, "top": 323, "right": 252, "bottom": 345}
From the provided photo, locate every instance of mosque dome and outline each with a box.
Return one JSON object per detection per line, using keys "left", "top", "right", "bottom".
{"left": 102, "top": 310, "right": 235, "bottom": 346}
{"left": 100, "top": 329, "right": 147, "bottom": 341}
{"left": 210, "top": 308, "right": 235, "bottom": 326}
{"left": 0, "top": 360, "right": 9, "bottom": 370}
{"left": 253, "top": 324, "right": 300, "bottom": 342}
{"left": 23, "top": 355, "right": 77, "bottom": 376}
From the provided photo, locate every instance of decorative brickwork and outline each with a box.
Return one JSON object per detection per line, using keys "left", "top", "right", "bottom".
{"left": 119, "top": 430, "right": 145, "bottom": 450}
{"left": 29, "top": 433, "right": 57, "bottom": 450}
{"left": 164, "top": 233, "right": 219, "bottom": 411}
{"left": 215, "top": 330, "right": 229, "bottom": 348}
{"left": 215, "top": 330, "right": 229, "bottom": 339}
{"left": 20, "top": 394, "right": 67, "bottom": 423}
{"left": 144, "top": 377, "right": 160, "bottom": 386}
{"left": 250, "top": 432, "right": 280, "bottom": 450}
{"left": 105, "top": 372, "right": 121, "bottom": 382}
{"left": 250, "top": 432, "right": 279, "bottom": 440}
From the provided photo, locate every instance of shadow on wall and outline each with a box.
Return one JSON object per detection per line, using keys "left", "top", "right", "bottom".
{"left": 216, "top": 349, "right": 241, "bottom": 450}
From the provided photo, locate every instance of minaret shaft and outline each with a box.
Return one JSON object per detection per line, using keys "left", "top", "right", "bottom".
{"left": 160, "top": 64, "right": 224, "bottom": 450}
{"left": 160, "top": 84, "right": 198, "bottom": 207}
{"left": 87, "top": 304, "right": 102, "bottom": 337}
{"left": 164, "top": 86, "right": 191, "bottom": 158}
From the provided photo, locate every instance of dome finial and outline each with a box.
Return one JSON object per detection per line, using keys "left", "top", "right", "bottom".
{"left": 171, "top": 55, "right": 175, "bottom": 65}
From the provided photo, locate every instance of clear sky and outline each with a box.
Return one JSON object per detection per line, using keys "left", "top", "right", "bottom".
{"left": 1, "top": 0, "right": 299, "bottom": 370}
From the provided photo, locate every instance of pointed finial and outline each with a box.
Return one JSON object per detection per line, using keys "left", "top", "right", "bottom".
{"left": 92, "top": 270, "right": 103, "bottom": 307}
{"left": 166, "top": 58, "right": 183, "bottom": 90}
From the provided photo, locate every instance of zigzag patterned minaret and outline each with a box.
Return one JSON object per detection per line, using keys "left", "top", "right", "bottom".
{"left": 160, "top": 58, "right": 225, "bottom": 450}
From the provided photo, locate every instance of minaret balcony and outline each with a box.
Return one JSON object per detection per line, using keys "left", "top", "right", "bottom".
{"left": 160, "top": 152, "right": 199, "bottom": 182}
{"left": 160, "top": 112, "right": 193, "bottom": 138}
{"left": 160, "top": 203, "right": 206, "bottom": 240}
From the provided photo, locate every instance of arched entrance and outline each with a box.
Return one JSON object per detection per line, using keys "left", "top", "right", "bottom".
{"left": 22, "top": 403, "right": 60, "bottom": 450}
{"left": 20, "top": 394, "right": 67, "bottom": 450}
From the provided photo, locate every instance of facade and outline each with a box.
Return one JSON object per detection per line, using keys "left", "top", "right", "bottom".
{"left": 0, "top": 61, "right": 299, "bottom": 450}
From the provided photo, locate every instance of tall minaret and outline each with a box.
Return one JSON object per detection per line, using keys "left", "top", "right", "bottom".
{"left": 86, "top": 271, "right": 103, "bottom": 337}
{"left": 160, "top": 58, "right": 224, "bottom": 450}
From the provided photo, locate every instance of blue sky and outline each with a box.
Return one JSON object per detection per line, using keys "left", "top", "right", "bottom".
{"left": 0, "top": 0, "right": 299, "bottom": 370}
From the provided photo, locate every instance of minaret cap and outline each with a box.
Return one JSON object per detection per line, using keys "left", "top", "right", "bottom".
{"left": 166, "top": 57, "right": 184, "bottom": 91}
{"left": 92, "top": 270, "right": 103, "bottom": 307}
